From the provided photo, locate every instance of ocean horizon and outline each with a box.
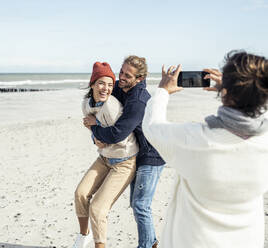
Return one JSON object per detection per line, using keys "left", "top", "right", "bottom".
{"left": 0, "top": 73, "right": 162, "bottom": 91}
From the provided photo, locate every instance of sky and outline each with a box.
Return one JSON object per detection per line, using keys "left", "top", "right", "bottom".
{"left": 0, "top": 0, "right": 268, "bottom": 73}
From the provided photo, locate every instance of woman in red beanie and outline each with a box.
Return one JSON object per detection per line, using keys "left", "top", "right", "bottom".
{"left": 72, "top": 62, "right": 139, "bottom": 248}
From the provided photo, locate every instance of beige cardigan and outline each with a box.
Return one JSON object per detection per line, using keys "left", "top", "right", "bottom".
{"left": 82, "top": 96, "right": 139, "bottom": 159}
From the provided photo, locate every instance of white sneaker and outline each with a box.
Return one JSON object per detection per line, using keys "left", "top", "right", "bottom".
{"left": 72, "top": 232, "right": 94, "bottom": 248}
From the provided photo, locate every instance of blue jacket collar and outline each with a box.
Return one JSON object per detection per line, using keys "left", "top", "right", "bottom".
{"left": 127, "top": 79, "right": 147, "bottom": 94}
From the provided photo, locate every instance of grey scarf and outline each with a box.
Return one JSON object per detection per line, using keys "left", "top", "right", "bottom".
{"left": 205, "top": 106, "right": 268, "bottom": 139}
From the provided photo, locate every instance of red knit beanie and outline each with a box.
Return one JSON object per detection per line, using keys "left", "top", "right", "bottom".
{"left": 90, "top": 62, "right": 116, "bottom": 86}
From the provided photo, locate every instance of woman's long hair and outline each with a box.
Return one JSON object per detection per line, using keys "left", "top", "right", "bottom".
{"left": 84, "top": 82, "right": 96, "bottom": 106}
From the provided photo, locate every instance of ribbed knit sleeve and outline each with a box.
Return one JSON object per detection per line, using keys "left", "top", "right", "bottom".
{"left": 142, "top": 88, "right": 204, "bottom": 168}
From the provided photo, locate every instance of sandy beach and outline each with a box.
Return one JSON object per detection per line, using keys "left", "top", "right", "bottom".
{"left": 1, "top": 88, "right": 267, "bottom": 248}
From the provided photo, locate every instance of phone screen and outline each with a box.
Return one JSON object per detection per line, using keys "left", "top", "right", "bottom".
{"left": 177, "top": 71, "right": 210, "bottom": 87}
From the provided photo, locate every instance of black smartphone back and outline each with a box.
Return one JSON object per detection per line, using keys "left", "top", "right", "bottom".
{"left": 177, "top": 71, "right": 210, "bottom": 87}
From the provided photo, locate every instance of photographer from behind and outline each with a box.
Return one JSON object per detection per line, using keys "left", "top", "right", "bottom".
{"left": 142, "top": 51, "right": 268, "bottom": 248}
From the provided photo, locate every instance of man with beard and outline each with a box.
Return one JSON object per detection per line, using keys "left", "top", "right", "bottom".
{"left": 84, "top": 55, "right": 165, "bottom": 248}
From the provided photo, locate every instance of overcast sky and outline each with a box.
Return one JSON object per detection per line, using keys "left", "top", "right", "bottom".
{"left": 1, "top": 0, "right": 268, "bottom": 73}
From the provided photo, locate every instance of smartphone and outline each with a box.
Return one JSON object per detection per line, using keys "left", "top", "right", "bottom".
{"left": 177, "top": 71, "right": 210, "bottom": 87}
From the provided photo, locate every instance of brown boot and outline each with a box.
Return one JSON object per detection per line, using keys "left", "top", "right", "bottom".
{"left": 152, "top": 240, "right": 159, "bottom": 248}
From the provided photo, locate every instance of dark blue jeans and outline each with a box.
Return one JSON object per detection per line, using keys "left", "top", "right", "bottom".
{"left": 130, "top": 164, "right": 164, "bottom": 248}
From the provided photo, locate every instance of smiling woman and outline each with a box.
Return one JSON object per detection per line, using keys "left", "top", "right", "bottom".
{"left": 91, "top": 77, "right": 113, "bottom": 102}
{"left": 72, "top": 62, "right": 139, "bottom": 248}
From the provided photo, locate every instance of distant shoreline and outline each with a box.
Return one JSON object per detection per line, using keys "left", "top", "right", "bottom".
{"left": 0, "top": 88, "right": 59, "bottom": 93}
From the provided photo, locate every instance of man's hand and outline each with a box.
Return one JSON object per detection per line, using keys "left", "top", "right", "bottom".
{"left": 83, "top": 114, "right": 97, "bottom": 129}
{"left": 158, "top": 64, "right": 183, "bottom": 94}
{"left": 94, "top": 137, "right": 107, "bottom": 149}
{"left": 203, "top": 68, "right": 223, "bottom": 92}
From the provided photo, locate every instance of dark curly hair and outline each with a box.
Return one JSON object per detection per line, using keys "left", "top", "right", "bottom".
{"left": 221, "top": 50, "right": 268, "bottom": 118}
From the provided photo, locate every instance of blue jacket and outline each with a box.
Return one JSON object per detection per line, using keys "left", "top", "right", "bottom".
{"left": 91, "top": 80, "right": 165, "bottom": 167}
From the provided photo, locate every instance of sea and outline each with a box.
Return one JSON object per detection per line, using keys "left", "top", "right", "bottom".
{"left": 0, "top": 73, "right": 167, "bottom": 124}
{"left": 0, "top": 73, "right": 162, "bottom": 91}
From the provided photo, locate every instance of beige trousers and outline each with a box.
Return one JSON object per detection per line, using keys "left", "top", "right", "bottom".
{"left": 75, "top": 155, "right": 136, "bottom": 243}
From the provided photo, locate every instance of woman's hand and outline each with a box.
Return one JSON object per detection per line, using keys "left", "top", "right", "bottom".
{"left": 94, "top": 137, "right": 107, "bottom": 149}
{"left": 203, "top": 68, "right": 222, "bottom": 92}
{"left": 159, "top": 64, "right": 183, "bottom": 94}
{"left": 83, "top": 114, "right": 97, "bottom": 129}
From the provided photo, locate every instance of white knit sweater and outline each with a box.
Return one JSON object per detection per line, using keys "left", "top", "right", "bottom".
{"left": 82, "top": 95, "right": 139, "bottom": 159}
{"left": 142, "top": 88, "right": 268, "bottom": 248}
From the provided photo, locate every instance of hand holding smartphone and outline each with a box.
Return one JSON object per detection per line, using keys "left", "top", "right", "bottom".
{"left": 177, "top": 71, "right": 210, "bottom": 87}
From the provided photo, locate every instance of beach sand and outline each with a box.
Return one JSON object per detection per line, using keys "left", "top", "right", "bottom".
{"left": 0, "top": 88, "right": 267, "bottom": 248}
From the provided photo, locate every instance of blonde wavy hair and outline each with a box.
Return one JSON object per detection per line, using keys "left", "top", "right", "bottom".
{"left": 123, "top": 55, "right": 148, "bottom": 79}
